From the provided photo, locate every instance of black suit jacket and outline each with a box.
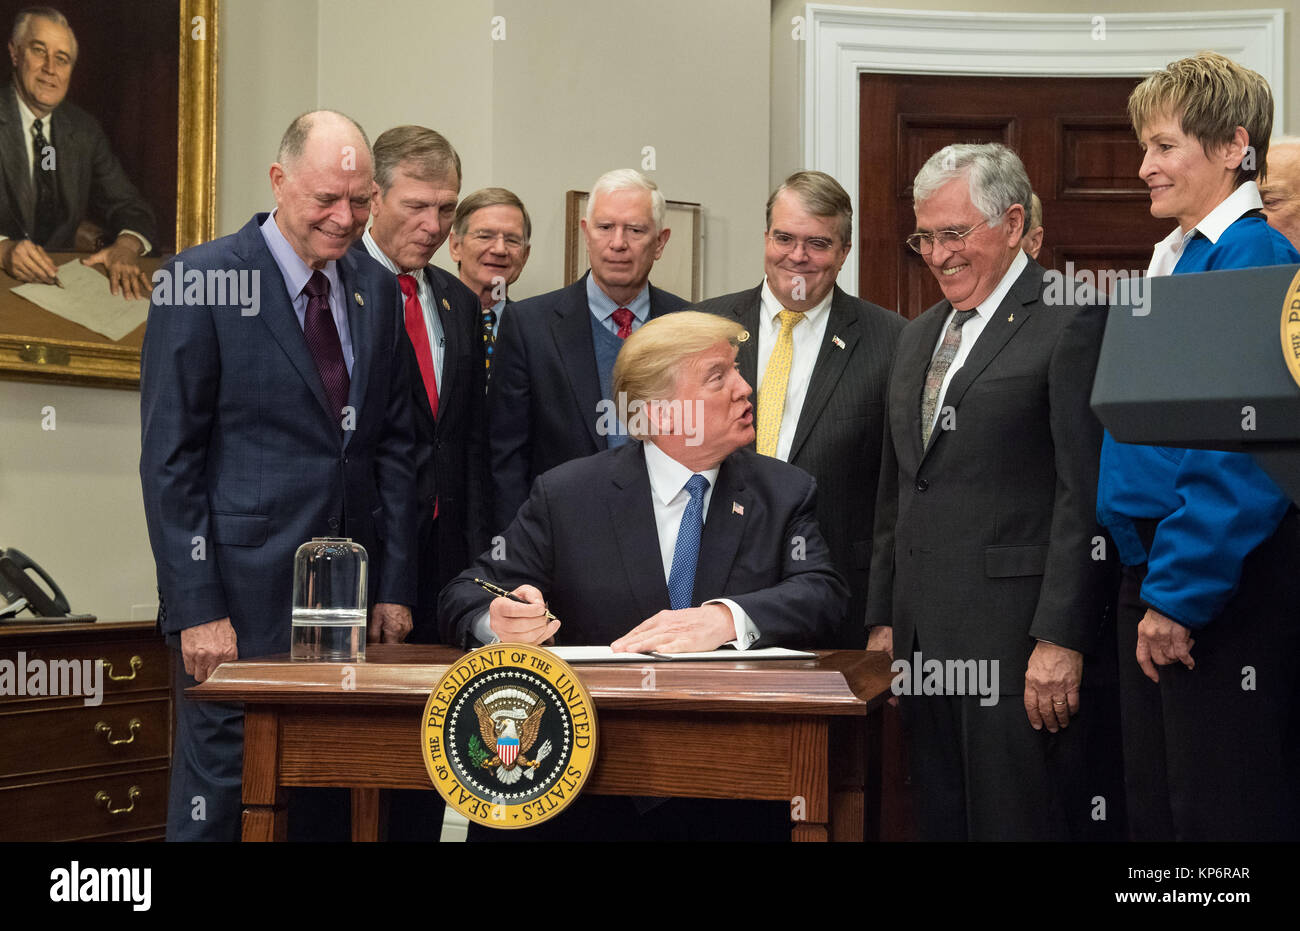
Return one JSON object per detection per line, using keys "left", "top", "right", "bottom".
{"left": 0, "top": 84, "right": 157, "bottom": 250}
{"left": 865, "top": 259, "right": 1107, "bottom": 693}
{"left": 695, "top": 284, "right": 905, "bottom": 646}
{"left": 439, "top": 441, "right": 848, "bottom": 649}
{"left": 488, "top": 272, "right": 687, "bottom": 530}
{"left": 349, "top": 242, "right": 489, "bottom": 637}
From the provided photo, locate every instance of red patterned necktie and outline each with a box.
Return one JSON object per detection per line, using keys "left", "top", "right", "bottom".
{"left": 612, "top": 307, "right": 634, "bottom": 339}
{"left": 302, "top": 271, "right": 349, "bottom": 425}
{"left": 399, "top": 273, "right": 439, "bottom": 420}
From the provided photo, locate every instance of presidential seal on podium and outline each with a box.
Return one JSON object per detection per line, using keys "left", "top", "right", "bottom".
{"left": 421, "top": 644, "right": 597, "bottom": 828}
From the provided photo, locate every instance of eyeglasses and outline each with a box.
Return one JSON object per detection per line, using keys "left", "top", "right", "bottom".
{"left": 467, "top": 229, "right": 527, "bottom": 250}
{"left": 767, "top": 231, "right": 839, "bottom": 256}
{"left": 905, "top": 219, "right": 990, "bottom": 255}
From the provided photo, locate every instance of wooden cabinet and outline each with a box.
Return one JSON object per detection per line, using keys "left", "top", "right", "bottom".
{"left": 0, "top": 620, "right": 171, "bottom": 840}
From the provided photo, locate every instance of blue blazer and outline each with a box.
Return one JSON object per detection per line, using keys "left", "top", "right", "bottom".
{"left": 488, "top": 272, "right": 687, "bottom": 530}
{"left": 139, "top": 214, "right": 417, "bottom": 657}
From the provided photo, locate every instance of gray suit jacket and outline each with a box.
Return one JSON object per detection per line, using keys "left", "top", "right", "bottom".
{"left": 865, "top": 259, "right": 1107, "bottom": 693}
{"left": 0, "top": 83, "right": 157, "bottom": 249}
{"left": 695, "top": 284, "right": 905, "bottom": 646}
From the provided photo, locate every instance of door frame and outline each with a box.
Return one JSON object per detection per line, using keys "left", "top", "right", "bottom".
{"left": 800, "top": 4, "right": 1286, "bottom": 295}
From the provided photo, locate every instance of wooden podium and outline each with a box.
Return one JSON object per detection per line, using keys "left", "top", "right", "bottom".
{"left": 189, "top": 645, "right": 895, "bottom": 842}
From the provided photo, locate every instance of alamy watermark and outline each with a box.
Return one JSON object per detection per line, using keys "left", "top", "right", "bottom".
{"left": 595, "top": 393, "right": 705, "bottom": 446}
{"left": 151, "top": 262, "right": 261, "bottom": 316}
{"left": 0, "top": 652, "right": 103, "bottom": 706}
{"left": 890, "top": 651, "right": 999, "bottom": 706}
{"left": 1042, "top": 262, "right": 1150, "bottom": 316}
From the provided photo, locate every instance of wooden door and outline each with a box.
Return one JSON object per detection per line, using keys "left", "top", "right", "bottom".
{"left": 859, "top": 74, "right": 1171, "bottom": 318}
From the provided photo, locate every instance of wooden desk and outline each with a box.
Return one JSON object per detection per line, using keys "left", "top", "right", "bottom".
{"left": 190, "top": 646, "right": 894, "bottom": 842}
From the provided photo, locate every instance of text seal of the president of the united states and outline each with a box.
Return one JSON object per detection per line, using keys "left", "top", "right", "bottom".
{"left": 421, "top": 644, "right": 597, "bottom": 828}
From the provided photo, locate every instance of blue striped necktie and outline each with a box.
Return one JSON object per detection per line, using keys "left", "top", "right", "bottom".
{"left": 667, "top": 474, "right": 709, "bottom": 610}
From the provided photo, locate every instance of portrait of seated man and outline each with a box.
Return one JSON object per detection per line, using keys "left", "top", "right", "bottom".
{"left": 0, "top": 6, "right": 157, "bottom": 297}
{"left": 439, "top": 310, "right": 848, "bottom": 653}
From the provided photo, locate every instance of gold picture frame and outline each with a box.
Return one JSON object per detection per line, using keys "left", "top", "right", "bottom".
{"left": 0, "top": 0, "right": 218, "bottom": 390}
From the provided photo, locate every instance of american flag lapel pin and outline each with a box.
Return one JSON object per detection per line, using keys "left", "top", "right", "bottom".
{"left": 732, "top": 501, "right": 744, "bottom": 516}
{"left": 832, "top": 335, "right": 846, "bottom": 349}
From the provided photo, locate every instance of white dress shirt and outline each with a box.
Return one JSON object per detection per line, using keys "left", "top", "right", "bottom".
{"left": 5, "top": 93, "right": 152, "bottom": 252}
{"left": 362, "top": 228, "right": 445, "bottom": 388}
{"left": 923, "top": 248, "right": 1028, "bottom": 438}
{"left": 755, "top": 279, "right": 834, "bottom": 461}
{"left": 1146, "top": 181, "right": 1264, "bottom": 278}
{"left": 471, "top": 441, "right": 761, "bottom": 650}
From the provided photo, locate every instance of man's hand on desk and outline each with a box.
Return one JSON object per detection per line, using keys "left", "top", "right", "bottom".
{"left": 82, "top": 233, "right": 151, "bottom": 299}
{"left": 181, "top": 617, "right": 238, "bottom": 683}
{"left": 866, "top": 625, "right": 893, "bottom": 657}
{"left": 368, "top": 602, "right": 413, "bottom": 643}
{"left": 0, "top": 238, "right": 59, "bottom": 284}
{"left": 488, "top": 584, "right": 560, "bottom": 644}
{"left": 611, "top": 604, "right": 734, "bottom": 654}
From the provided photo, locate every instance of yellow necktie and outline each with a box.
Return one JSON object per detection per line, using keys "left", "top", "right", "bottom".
{"left": 756, "top": 309, "right": 804, "bottom": 457}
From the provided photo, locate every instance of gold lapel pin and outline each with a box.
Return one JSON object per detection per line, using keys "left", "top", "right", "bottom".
{"left": 441, "top": 298, "right": 451, "bottom": 311}
{"left": 354, "top": 291, "right": 364, "bottom": 306}
{"left": 1008, "top": 313, "right": 1014, "bottom": 322}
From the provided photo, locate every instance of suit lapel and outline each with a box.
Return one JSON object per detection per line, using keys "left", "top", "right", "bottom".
{"left": 553, "top": 275, "right": 603, "bottom": 449}
{"left": 938, "top": 263, "right": 1041, "bottom": 415}
{"left": 0, "top": 87, "right": 34, "bottom": 235}
{"left": 339, "top": 253, "right": 372, "bottom": 448}
{"left": 692, "top": 454, "right": 749, "bottom": 604}
{"left": 788, "top": 288, "right": 858, "bottom": 462}
{"left": 236, "top": 219, "right": 336, "bottom": 425}
{"left": 48, "top": 105, "right": 80, "bottom": 238}
{"left": 732, "top": 286, "right": 762, "bottom": 389}
{"left": 608, "top": 443, "right": 671, "bottom": 620}
{"left": 425, "top": 268, "right": 458, "bottom": 412}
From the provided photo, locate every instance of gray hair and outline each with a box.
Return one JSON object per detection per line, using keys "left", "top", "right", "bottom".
{"left": 587, "top": 168, "right": 666, "bottom": 231}
{"left": 11, "top": 6, "right": 77, "bottom": 61}
{"left": 278, "top": 110, "right": 373, "bottom": 170}
{"left": 912, "top": 143, "right": 1031, "bottom": 232}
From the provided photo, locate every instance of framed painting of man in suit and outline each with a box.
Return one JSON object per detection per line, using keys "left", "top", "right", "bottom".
{"left": 0, "top": 0, "right": 216, "bottom": 388}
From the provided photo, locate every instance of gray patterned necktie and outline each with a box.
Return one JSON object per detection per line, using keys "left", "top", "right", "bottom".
{"left": 921, "top": 309, "right": 978, "bottom": 447}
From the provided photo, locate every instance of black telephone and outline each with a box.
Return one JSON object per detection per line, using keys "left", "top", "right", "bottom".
{"left": 0, "top": 548, "right": 93, "bottom": 622}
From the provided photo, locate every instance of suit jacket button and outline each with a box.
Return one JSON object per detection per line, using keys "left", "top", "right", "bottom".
{"left": 915, "top": 478, "right": 929, "bottom": 492}
{"left": 328, "top": 517, "right": 340, "bottom": 530}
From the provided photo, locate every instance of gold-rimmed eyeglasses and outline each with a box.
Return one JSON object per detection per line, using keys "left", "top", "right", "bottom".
{"left": 905, "top": 219, "right": 990, "bottom": 255}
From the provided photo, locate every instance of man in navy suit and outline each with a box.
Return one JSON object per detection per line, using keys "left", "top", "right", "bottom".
{"left": 488, "top": 168, "right": 687, "bottom": 532}
{"left": 354, "top": 125, "right": 488, "bottom": 642}
{"left": 140, "top": 110, "right": 417, "bottom": 841}
{"left": 441, "top": 311, "right": 845, "bottom": 840}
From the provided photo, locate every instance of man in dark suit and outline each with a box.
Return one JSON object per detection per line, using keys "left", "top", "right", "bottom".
{"left": 866, "top": 143, "right": 1106, "bottom": 840}
{"left": 355, "top": 125, "right": 488, "bottom": 641}
{"left": 695, "top": 171, "right": 903, "bottom": 647}
{"left": 140, "top": 110, "right": 417, "bottom": 841}
{"left": 488, "top": 168, "right": 687, "bottom": 531}
{"left": 441, "top": 312, "right": 844, "bottom": 839}
{"left": 447, "top": 186, "right": 531, "bottom": 377}
{"left": 0, "top": 7, "right": 155, "bottom": 297}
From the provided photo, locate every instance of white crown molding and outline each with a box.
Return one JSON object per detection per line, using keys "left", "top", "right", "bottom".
{"left": 801, "top": 4, "right": 1285, "bottom": 295}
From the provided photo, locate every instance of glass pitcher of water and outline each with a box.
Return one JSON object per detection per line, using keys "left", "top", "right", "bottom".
{"left": 291, "top": 537, "right": 368, "bottom": 662}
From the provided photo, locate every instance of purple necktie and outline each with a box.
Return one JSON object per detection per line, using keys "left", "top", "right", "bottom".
{"left": 302, "top": 270, "right": 350, "bottom": 425}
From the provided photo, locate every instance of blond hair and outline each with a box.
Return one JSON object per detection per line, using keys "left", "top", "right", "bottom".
{"left": 1128, "top": 51, "right": 1274, "bottom": 185}
{"left": 612, "top": 311, "right": 747, "bottom": 440}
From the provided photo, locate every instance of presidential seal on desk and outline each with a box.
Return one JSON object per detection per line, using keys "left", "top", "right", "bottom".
{"left": 421, "top": 644, "right": 597, "bottom": 828}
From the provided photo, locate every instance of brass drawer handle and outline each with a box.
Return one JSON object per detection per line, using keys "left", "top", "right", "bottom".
{"left": 101, "top": 655, "right": 143, "bottom": 681}
{"left": 94, "top": 718, "right": 142, "bottom": 745}
{"left": 94, "top": 786, "right": 141, "bottom": 815}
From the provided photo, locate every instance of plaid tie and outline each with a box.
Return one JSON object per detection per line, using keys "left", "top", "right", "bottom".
{"left": 921, "top": 308, "right": 978, "bottom": 447}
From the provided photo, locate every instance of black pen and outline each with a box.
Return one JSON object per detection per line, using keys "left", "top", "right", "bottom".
{"left": 472, "top": 578, "right": 560, "bottom": 623}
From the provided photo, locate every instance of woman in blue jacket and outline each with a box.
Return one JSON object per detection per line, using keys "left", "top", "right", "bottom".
{"left": 1098, "top": 51, "right": 1300, "bottom": 841}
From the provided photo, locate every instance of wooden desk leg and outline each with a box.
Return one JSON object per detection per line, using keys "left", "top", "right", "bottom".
{"left": 241, "top": 708, "right": 287, "bottom": 842}
{"left": 829, "top": 716, "right": 866, "bottom": 842}
{"left": 351, "top": 788, "right": 389, "bottom": 842}
{"left": 789, "top": 717, "right": 830, "bottom": 843}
